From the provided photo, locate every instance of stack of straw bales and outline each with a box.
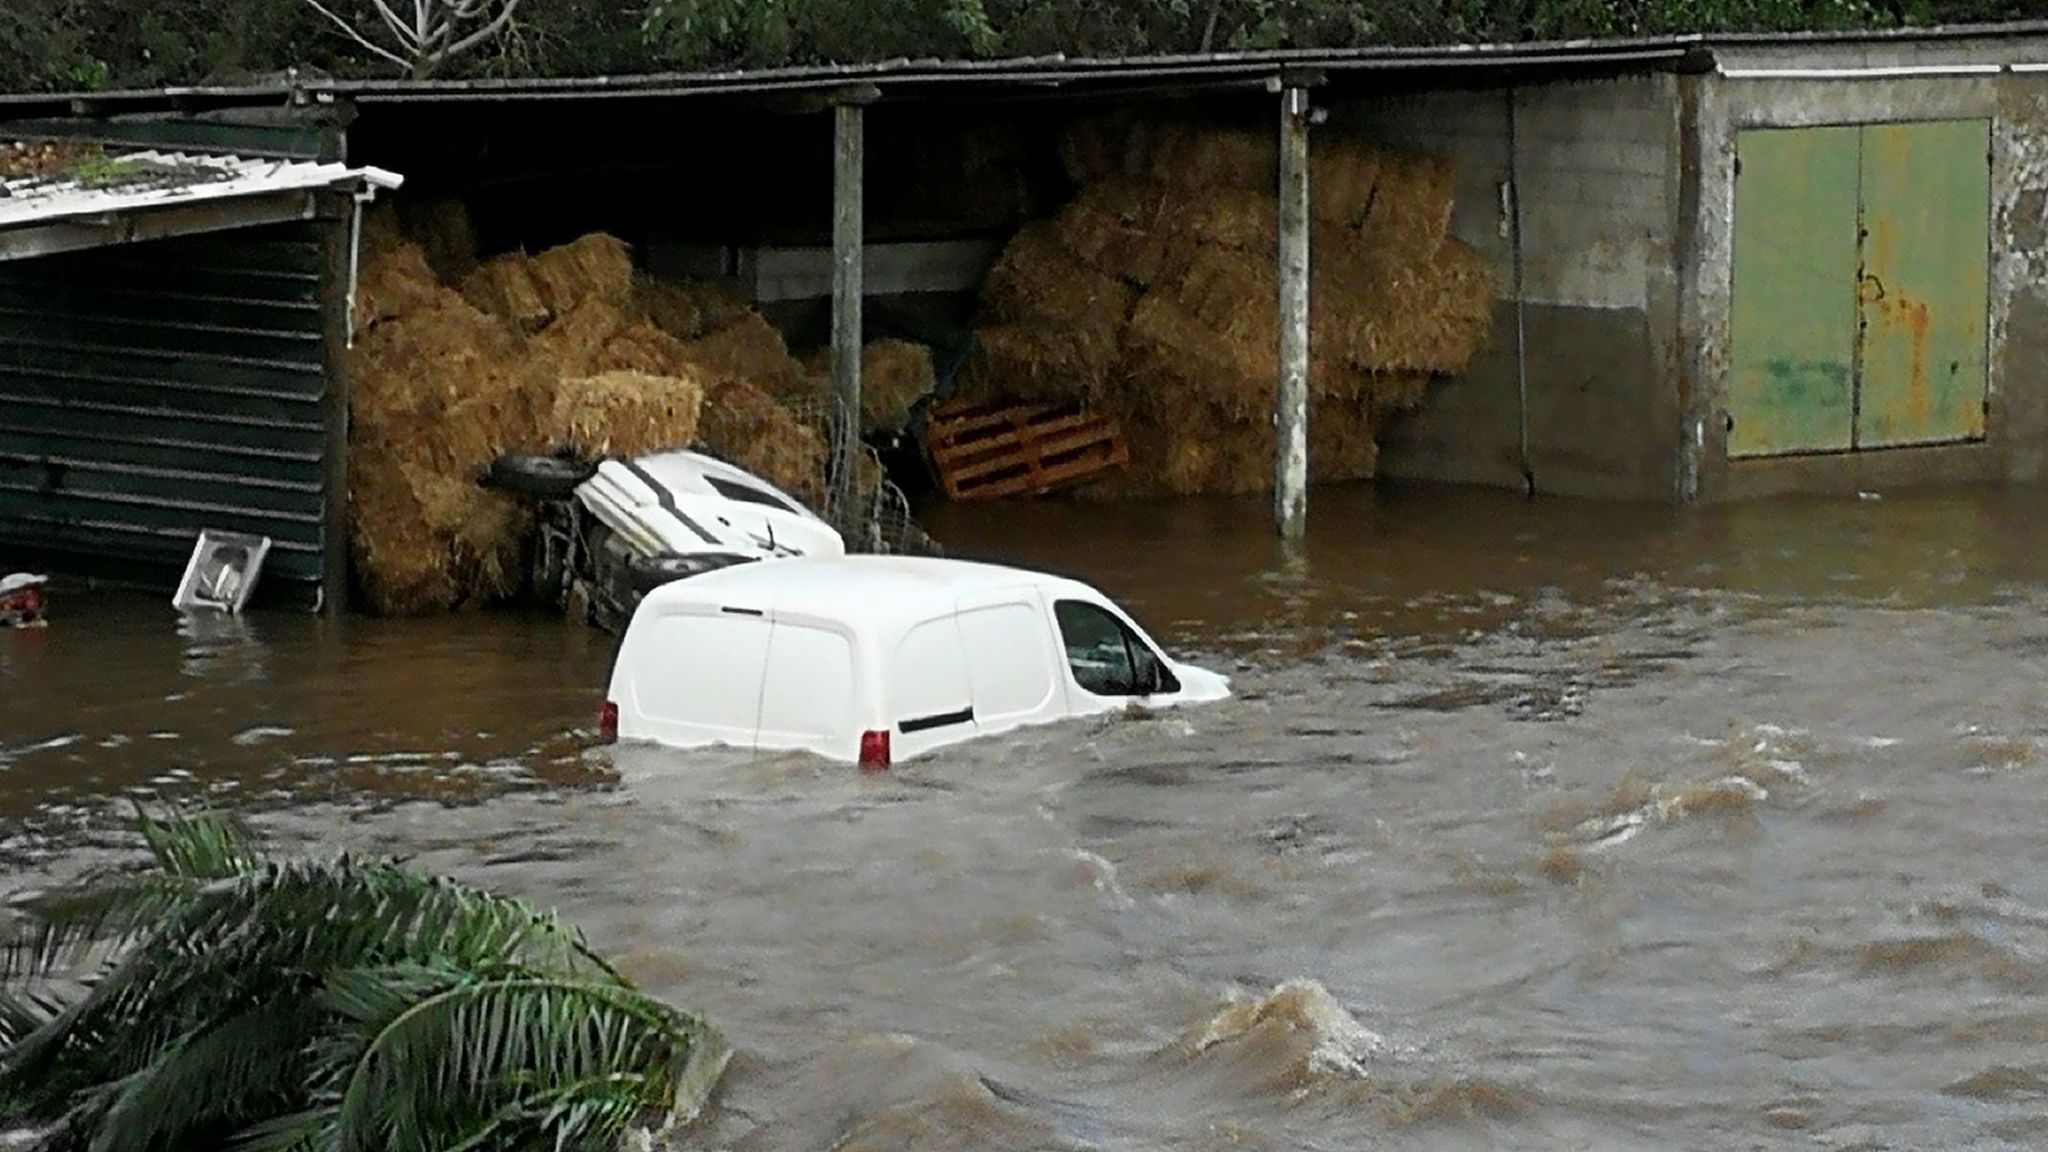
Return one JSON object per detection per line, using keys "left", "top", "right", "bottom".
{"left": 346, "top": 202, "right": 854, "bottom": 616}
{"left": 956, "top": 114, "right": 1495, "bottom": 497}
{"left": 797, "top": 340, "right": 939, "bottom": 437}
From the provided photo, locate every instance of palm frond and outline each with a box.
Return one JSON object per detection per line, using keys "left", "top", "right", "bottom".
{"left": 84, "top": 999, "right": 321, "bottom": 1152}
{"left": 2, "top": 873, "right": 201, "bottom": 982}
{"left": 2, "top": 805, "right": 728, "bottom": 1152}
{"left": 0, "top": 983, "right": 43, "bottom": 1048}
{"left": 4, "top": 807, "right": 271, "bottom": 982}
{"left": 6, "top": 854, "right": 627, "bottom": 1099}
{"left": 323, "top": 973, "right": 701, "bottom": 1152}
{"left": 133, "top": 803, "right": 265, "bottom": 879}
{"left": 226, "top": 1108, "right": 332, "bottom": 1152}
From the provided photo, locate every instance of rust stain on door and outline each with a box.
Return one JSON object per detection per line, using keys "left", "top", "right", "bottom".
{"left": 1855, "top": 119, "right": 1990, "bottom": 448}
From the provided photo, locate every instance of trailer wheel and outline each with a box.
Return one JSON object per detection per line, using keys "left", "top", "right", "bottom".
{"left": 484, "top": 453, "right": 598, "bottom": 499}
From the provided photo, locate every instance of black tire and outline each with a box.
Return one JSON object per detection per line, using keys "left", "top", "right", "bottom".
{"left": 483, "top": 452, "right": 598, "bottom": 500}
{"left": 625, "top": 551, "right": 755, "bottom": 595}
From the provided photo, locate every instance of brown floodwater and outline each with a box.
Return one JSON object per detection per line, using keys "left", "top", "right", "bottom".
{"left": 7, "top": 479, "right": 2048, "bottom": 1149}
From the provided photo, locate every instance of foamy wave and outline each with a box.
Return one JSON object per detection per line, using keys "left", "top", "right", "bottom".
{"left": 1195, "top": 979, "right": 1387, "bottom": 1080}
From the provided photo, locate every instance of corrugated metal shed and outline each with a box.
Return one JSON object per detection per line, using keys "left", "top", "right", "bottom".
{"left": 0, "top": 133, "right": 400, "bottom": 610}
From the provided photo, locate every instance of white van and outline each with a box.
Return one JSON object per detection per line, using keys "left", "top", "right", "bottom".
{"left": 599, "top": 555, "right": 1229, "bottom": 766}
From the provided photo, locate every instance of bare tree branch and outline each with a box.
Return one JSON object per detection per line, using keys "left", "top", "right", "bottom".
{"left": 438, "top": 0, "right": 522, "bottom": 63}
{"left": 298, "top": 0, "right": 413, "bottom": 69}
{"left": 290, "top": 0, "right": 519, "bottom": 77}
{"left": 364, "top": 0, "right": 417, "bottom": 52}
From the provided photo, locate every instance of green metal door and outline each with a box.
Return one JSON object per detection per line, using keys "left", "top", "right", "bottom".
{"left": 1728, "top": 126, "right": 1862, "bottom": 457}
{"left": 1855, "top": 119, "right": 1990, "bottom": 448}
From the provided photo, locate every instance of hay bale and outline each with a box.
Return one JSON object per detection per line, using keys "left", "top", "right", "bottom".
{"left": 678, "top": 282, "right": 760, "bottom": 334}
{"left": 528, "top": 233, "right": 634, "bottom": 318}
{"left": 451, "top": 488, "right": 532, "bottom": 602}
{"left": 398, "top": 197, "right": 478, "bottom": 284}
{"left": 634, "top": 276, "right": 709, "bottom": 341}
{"left": 434, "top": 360, "right": 554, "bottom": 473}
{"left": 1103, "top": 391, "right": 1383, "bottom": 499}
{"left": 359, "top": 201, "right": 406, "bottom": 261}
{"left": 1312, "top": 141, "right": 1383, "bottom": 230}
{"left": 859, "top": 340, "right": 936, "bottom": 434}
{"left": 699, "top": 380, "right": 827, "bottom": 506}
{"left": 1357, "top": 151, "right": 1456, "bottom": 265}
{"left": 550, "top": 370, "right": 707, "bottom": 458}
{"left": 1309, "top": 391, "right": 1382, "bottom": 483}
{"left": 350, "top": 451, "right": 532, "bottom": 616}
{"left": 1368, "top": 372, "right": 1435, "bottom": 417}
{"left": 1143, "top": 246, "right": 1370, "bottom": 413}
{"left": 351, "top": 240, "right": 442, "bottom": 339}
{"left": 348, "top": 449, "right": 460, "bottom": 617}
{"left": 1165, "top": 187, "right": 1356, "bottom": 255}
{"left": 980, "top": 222, "right": 1137, "bottom": 330}
{"left": 346, "top": 289, "right": 518, "bottom": 452}
{"left": 956, "top": 322, "right": 1119, "bottom": 407}
{"left": 530, "top": 297, "right": 630, "bottom": 378}
{"left": 594, "top": 322, "right": 696, "bottom": 377}
{"left": 1152, "top": 123, "right": 1271, "bottom": 191}
{"left": 1053, "top": 181, "right": 1174, "bottom": 287}
{"left": 682, "top": 311, "right": 804, "bottom": 396}
{"left": 802, "top": 340, "right": 937, "bottom": 434}
{"left": 1340, "top": 238, "right": 1496, "bottom": 375}
{"left": 459, "top": 253, "right": 551, "bottom": 334}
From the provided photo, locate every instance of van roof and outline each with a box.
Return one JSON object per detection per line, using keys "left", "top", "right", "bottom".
{"left": 639, "top": 554, "right": 1091, "bottom": 625}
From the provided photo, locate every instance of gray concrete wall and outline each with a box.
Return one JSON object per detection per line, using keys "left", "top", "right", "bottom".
{"left": 1333, "top": 75, "right": 1686, "bottom": 501}
{"left": 1686, "top": 38, "right": 2048, "bottom": 503}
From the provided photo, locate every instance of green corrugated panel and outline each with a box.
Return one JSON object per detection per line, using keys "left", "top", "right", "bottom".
{"left": 1727, "top": 126, "right": 1861, "bottom": 458}
{"left": 1856, "top": 119, "right": 1991, "bottom": 449}
{"left": 0, "top": 220, "right": 333, "bottom": 603}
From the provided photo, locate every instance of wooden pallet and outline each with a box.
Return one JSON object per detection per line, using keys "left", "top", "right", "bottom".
{"left": 924, "top": 397, "right": 1130, "bottom": 501}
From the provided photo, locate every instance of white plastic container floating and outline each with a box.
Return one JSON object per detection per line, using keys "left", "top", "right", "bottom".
{"left": 173, "top": 531, "right": 271, "bottom": 614}
{"left": 599, "top": 554, "right": 1229, "bottom": 767}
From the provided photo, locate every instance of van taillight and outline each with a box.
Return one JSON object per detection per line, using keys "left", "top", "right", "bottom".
{"left": 858, "top": 730, "right": 890, "bottom": 770}
{"left": 598, "top": 700, "right": 618, "bottom": 743}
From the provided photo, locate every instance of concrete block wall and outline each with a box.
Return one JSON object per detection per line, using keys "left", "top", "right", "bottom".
{"left": 1333, "top": 75, "right": 1685, "bottom": 501}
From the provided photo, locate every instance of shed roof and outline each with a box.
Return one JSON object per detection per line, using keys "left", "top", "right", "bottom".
{"left": 0, "top": 139, "right": 400, "bottom": 260}
{"left": 2, "top": 34, "right": 1709, "bottom": 116}
{"left": 3, "top": 22, "right": 2048, "bottom": 116}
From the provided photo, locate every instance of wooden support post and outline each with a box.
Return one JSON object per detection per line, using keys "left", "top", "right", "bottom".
{"left": 831, "top": 99, "right": 866, "bottom": 516}
{"left": 1274, "top": 84, "right": 1312, "bottom": 543}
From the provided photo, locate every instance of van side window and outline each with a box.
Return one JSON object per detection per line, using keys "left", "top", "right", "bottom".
{"left": 1052, "top": 600, "right": 1180, "bottom": 698}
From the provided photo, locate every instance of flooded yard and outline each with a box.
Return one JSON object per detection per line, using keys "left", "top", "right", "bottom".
{"left": 6, "top": 481, "right": 2048, "bottom": 1149}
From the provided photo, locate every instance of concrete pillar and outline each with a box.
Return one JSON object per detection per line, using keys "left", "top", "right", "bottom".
{"left": 1274, "top": 85, "right": 1312, "bottom": 543}
{"left": 831, "top": 100, "right": 865, "bottom": 515}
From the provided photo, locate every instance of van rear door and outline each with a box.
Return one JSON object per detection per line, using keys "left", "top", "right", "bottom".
{"left": 755, "top": 615, "right": 862, "bottom": 757}
{"left": 625, "top": 606, "right": 773, "bottom": 751}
